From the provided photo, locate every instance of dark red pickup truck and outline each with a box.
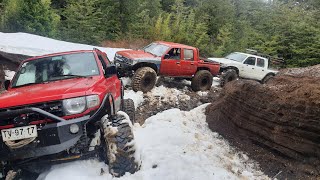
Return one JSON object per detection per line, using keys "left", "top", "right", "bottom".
{"left": 115, "top": 41, "right": 220, "bottom": 92}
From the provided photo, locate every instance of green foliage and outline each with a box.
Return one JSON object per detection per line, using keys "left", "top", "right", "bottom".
{"left": 0, "top": 0, "right": 59, "bottom": 37}
{"left": 59, "top": 0, "right": 105, "bottom": 45}
{"left": 0, "top": 0, "right": 319, "bottom": 67}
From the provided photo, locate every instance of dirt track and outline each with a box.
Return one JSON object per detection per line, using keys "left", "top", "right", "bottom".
{"left": 206, "top": 65, "right": 320, "bottom": 179}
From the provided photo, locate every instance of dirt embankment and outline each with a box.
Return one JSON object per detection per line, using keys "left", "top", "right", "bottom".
{"left": 206, "top": 65, "right": 320, "bottom": 180}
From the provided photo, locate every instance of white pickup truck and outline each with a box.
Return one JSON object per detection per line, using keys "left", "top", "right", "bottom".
{"left": 209, "top": 52, "right": 278, "bottom": 86}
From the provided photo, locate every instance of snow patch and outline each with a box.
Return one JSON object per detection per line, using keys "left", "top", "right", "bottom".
{"left": 4, "top": 70, "right": 15, "bottom": 80}
{"left": 41, "top": 104, "right": 268, "bottom": 180}
{"left": 212, "top": 77, "right": 220, "bottom": 87}
{"left": 124, "top": 90, "right": 144, "bottom": 109}
{"left": 149, "top": 85, "right": 190, "bottom": 102}
{"left": 121, "top": 77, "right": 132, "bottom": 87}
{"left": 0, "top": 32, "right": 124, "bottom": 60}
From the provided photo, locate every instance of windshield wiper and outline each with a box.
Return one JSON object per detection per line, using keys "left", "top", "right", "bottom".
{"left": 59, "top": 74, "right": 87, "bottom": 78}
{"left": 12, "top": 82, "right": 44, "bottom": 88}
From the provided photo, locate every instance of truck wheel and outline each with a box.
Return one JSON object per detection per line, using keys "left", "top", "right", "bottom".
{"left": 121, "top": 99, "right": 135, "bottom": 124}
{"left": 220, "top": 69, "right": 238, "bottom": 87}
{"left": 100, "top": 114, "right": 139, "bottom": 177}
{"left": 262, "top": 74, "right": 274, "bottom": 84}
{"left": 132, "top": 67, "right": 157, "bottom": 93}
{"left": 191, "top": 70, "right": 213, "bottom": 91}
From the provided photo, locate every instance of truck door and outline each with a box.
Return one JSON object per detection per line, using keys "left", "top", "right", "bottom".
{"left": 96, "top": 51, "right": 119, "bottom": 100}
{"left": 180, "top": 49, "right": 197, "bottom": 76}
{"left": 160, "top": 48, "right": 181, "bottom": 76}
{"left": 255, "top": 58, "right": 267, "bottom": 80}
{"left": 240, "top": 57, "right": 256, "bottom": 79}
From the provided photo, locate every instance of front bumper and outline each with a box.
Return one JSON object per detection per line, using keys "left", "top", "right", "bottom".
{"left": 115, "top": 61, "right": 134, "bottom": 77}
{"left": 0, "top": 95, "right": 112, "bottom": 162}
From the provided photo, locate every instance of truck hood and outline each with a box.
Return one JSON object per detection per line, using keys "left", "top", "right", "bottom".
{"left": 208, "top": 57, "right": 241, "bottom": 65}
{"left": 0, "top": 77, "right": 100, "bottom": 108}
{"left": 117, "top": 50, "right": 160, "bottom": 61}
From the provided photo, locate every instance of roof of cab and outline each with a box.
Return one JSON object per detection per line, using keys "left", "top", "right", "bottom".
{"left": 234, "top": 52, "right": 268, "bottom": 60}
{"left": 155, "top": 41, "right": 197, "bottom": 50}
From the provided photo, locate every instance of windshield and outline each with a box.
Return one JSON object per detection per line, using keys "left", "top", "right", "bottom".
{"left": 143, "top": 43, "right": 169, "bottom": 57}
{"left": 12, "top": 52, "right": 99, "bottom": 88}
{"left": 225, "top": 53, "right": 248, "bottom": 62}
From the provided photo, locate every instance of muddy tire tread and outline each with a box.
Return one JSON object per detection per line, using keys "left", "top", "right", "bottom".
{"left": 191, "top": 70, "right": 213, "bottom": 91}
{"left": 220, "top": 69, "right": 238, "bottom": 87}
{"left": 122, "top": 99, "right": 135, "bottom": 124}
{"left": 101, "top": 116, "right": 139, "bottom": 177}
{"left": 131, "top": 67, "right": 157, "bottom": 93}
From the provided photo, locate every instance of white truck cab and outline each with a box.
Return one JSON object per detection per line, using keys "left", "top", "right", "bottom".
{"left": 209, "top": 52, "right": 278, "bottom": 85}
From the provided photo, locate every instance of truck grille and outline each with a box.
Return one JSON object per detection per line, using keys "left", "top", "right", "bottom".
{"left": 0, "top": 101, "right": 64, "bottom": 127}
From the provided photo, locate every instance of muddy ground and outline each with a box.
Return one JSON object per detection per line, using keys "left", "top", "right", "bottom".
{"left": 205, "top": 65, "right": 320, "bottom": 180}
{"left": 134, "top": 78, "right": 221, "bottom": 124}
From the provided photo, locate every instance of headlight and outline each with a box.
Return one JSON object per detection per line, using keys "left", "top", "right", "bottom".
{"left": 86, "top": 95, "right": 100, "bottom": 108}
{"left": 63, "top": 95, "right": 100, "bottom": 115}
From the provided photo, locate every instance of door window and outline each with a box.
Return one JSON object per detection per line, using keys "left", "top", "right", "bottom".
{"left": 257, "top": 58, "right": 265, "bottom": 67}
{"left": 183, "top": 49, "right": 194, "bottom": 61}
{"left": 165, "top": 48, "right": 181, "bottom": 60}
{"left": 243, "top": 57, "right": 256, "bottom": 65}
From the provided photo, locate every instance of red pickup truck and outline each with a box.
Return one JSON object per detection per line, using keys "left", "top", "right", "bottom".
{"left": 0, "top": 49, "right": 139, "bottom": 179}
{"left": 115, "top": 41, "right": 220, "bottom": 92}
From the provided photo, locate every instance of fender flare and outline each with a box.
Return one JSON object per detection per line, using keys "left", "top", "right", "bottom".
{"left": 132, "top": 62, "right": 159, "bottom": 74}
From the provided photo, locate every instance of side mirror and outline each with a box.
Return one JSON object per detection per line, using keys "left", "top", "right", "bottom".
{"left": 105, "top": 65, "right": 117, "bottom": 77}
{"left": 4, "top": 80, "right": 10, "bottom": 90}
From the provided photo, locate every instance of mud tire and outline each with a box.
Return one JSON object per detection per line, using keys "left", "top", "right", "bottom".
{"left": 101, "top": 115, "right": 139, "bottom": 177}
{"left": 191, "top": 70, "right": 213, "bottom": 91}
{"left": 121, "top": 99, "right": 135, "bottom": 124}
{"left": 220, "top": 69, "right": 238, "bottom": 87}
{"left": 132, "top": 67, "right": 157, "bottom": 93}
{"left": 262, "top": 74, "right": 274, "bottom": 84}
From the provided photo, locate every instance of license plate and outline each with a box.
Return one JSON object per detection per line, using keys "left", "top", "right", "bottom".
{"left": 1, "top": 125, "right": 37, "bottom": 142}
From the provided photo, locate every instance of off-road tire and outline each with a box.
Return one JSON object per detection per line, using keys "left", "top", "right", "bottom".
{"left": 191, "top": 70, "right": 213, "bottom": 91}
{"left": 101, "top": 115, "right": 139, "bottom": 177}
{"left": 262, "top": 74, "right": 274, "bottom": 84}
{"left": 220, "top": 69, "right": 238, "bottom": 87}
{"left": 132, "top": 67, "right": 157, "bottom": 93}
{"left": 121, "top": 99, "right": 135, "bottom": 124}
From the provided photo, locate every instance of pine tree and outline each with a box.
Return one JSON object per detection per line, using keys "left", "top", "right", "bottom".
{"left": 60, "top": 0, "right": 104, "bottom": 45}
{"left": 1, "top": 0, "right": 59, "bottom": 37}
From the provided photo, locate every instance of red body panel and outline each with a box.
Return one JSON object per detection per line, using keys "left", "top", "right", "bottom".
{"left": 117, "top": 50, "right": 155, "bottom": 59}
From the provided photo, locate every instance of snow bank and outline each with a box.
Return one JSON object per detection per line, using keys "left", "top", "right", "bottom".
{"left": 149, "top": 85, "right": 190, "bottom": 102}
{"left": 40, "top": 104, "right": 268, "bottom": 180}
{"left": 123, "top": 90, "right": 144, "bottom": 110}
{"left": 0, "top": 32, "right": 124, "bottom": 60}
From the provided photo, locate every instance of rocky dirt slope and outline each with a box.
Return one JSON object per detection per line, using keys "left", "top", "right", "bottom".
{"left": 206, "top": 65, "right": 320, "bottom": 179}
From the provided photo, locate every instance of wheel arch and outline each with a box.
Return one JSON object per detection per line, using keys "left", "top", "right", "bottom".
{"left": 132, "top": 62, "right": 158, "bottom": 74}
{"left": 265, "top": 72, "right": 276, "bottom": 77}
{"left": 221, "top": 66, "right": 239, "bottom": 75}
{"left": 196, "top": 67, "right": 210, "bottom": 72}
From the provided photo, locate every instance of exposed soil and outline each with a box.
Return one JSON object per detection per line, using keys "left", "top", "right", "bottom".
{"left": 205, "top": 65, "right": 320, "bottom": 180}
